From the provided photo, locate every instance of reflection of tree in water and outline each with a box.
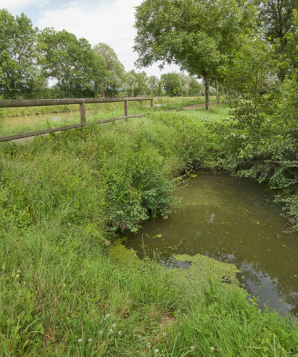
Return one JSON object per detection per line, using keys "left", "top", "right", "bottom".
{"left": 239, "top": 262, "right": 298, "bottom": 316}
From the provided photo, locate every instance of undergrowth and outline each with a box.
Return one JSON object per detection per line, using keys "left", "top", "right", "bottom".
{"left": 0, "top": 103, "right": 297, "bottom": 355}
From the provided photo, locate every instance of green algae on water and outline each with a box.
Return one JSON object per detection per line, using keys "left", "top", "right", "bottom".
{"left": 109, "top": 239, "right": 141, "bottom": 269}
{"left": 172, "top": 254, "right": 240, "bottom": 294}
{"left": 111, "top": 240, "right": 241, "bottom": 298}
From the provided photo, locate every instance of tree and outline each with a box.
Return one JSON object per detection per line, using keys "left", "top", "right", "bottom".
{"left": 124, "top": 71, "right": 137, "bottom": 96}
{"left": 0, "top": 10, "right": 40, "bottom": 98}
{"left": 283, "top": 9, "right": 298, "bottom": 73}
{"left": 147, "top": 75, "right": 160, "bottom": 96}
{"left": 223, "top": 32, "right": 276, "bottom": 128}
{"left": 134, "top": 0, "right": 256, "bottom": 109}
{"left": 258, "top": 0, "right": 297, "bottom": 47}
{"left": 93, "top": 43, "right": 125, "bottom": 96}
{"left": 257, "top": 0, "right": 298, "bottom": 79}
{"left": 39, "top": 28, "right": 106, "bottom": 97}
{"left": 178, "top": 73, "right": 190, "bottom": 96}
{"left": 124, "top": 70, "right": 149, "bottom": 96}
{"left": 189, "top": 77, "right": 203, "bottom": 96}
{"left": 161, "top": 73, "right": 182, "bottom": 96}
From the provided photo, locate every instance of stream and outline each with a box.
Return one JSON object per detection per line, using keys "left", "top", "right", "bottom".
{"left": 122, "top": 175, "right": 298, "bottom": 316}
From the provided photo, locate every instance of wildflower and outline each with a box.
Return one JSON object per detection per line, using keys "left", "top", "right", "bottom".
{"left": 78, "top": 338, "right": 83, "bottom": 343}
{"left": 88, "top": 338, "right": 93, "bottom": 343}
{"left": 154, "top": 349, "right": 159, "bottom": 354}
{"left": 112, "top": 323, "right": 116, "bottom": 329}
{"left": 109, "top": 329, "right": 113, "bottom": 334}
{"left": 118, "top": 331, "right": 122, "bottom": 336}
{"left": 99, "top": 330, "right": 103, "bottom": 335}
{"left": 147, "top": 342, "right": 151, "bottom": 348}
{"left": 210, "top": 346, "right": 215, "bottom": 352}
{"left": 162, "top": 332, "right": 166, "bottom": 337}
{"left": 104, "top": 314, "right": 110, "bottom": 320}
{"left": 15, "top": 274, "right": 20, "bottom": 278}
{"left": 191, "top": 346, "right": 195, "bottom": 351}
{"left": 17, "top": 270, "right": 21, "bottom": 273}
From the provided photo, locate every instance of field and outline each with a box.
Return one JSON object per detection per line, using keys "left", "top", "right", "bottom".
{"left": 0, "top": 97, "right": 219, "bottom": 138}
{"left": 0, "top": 104, "right": 297, "bottom": 356}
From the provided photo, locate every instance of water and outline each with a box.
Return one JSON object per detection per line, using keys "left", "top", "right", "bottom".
{"left": 122, "top": 175, "right": 298, "bottom": 316}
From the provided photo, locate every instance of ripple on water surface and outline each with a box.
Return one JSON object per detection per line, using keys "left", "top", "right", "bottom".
{"left": 122, "top": 175, "right": 298, "bottom": 316}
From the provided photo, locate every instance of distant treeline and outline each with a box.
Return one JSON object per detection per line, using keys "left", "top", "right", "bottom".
{"left": 0, "top": 9, "right": 206, "bottom": 99}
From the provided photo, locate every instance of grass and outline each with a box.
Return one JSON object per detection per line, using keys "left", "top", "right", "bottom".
{"left": 183, "top": 104, "right": 230, "bottom": 122}
{"left": 155, "top": 96, "right": 217, "bottom": 110}
{"left": 0, "top": 97, "right": 224, "bottom": 138}
{"left": 0, "top": 96, "right": 208, "bottom": 119}
{"left": 0, "top": 107, "right": 297, "bottom": 356}
{"left": 0, "top": 102, "right": 149, "bottom": 137}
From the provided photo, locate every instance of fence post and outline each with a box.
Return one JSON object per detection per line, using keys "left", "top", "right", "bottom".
{"left": 80, "top": 101, "right": 86, "bottom": 124}
{"left": 124, "top": 100, "right": 128, "bottom": 122}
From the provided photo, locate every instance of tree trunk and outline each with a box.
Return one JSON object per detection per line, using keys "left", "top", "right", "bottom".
{"left": 215, "top": 77, "right": 220, "bottom": 106}
{"left": 203, "top": 71, "right": 210, "bottom": 110}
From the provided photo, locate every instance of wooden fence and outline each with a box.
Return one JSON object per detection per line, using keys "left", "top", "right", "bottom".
{"left": 0, "top": 97, "right": 154, "bottom": 142}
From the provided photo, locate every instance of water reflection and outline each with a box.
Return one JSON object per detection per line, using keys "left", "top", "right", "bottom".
{"left": 123, "top": 175, "right": 298, "bottom": 316}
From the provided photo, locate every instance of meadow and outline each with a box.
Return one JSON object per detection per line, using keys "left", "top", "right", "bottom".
{"left": 0, "top": 97, "right": 219, "bottom": 138}
{"left": 0, "top": 103, "right": 297, "bottom": 356}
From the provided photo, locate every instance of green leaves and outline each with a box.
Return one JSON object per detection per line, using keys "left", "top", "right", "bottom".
{"left": 39, "top": 28, "right": 106, "bottom": 97}
{"left": 161, "top": 73, "right": 182, "bottom": 97}
{"left": 0, "top": 10, "right": 39, "bottom": 98}
{"left": 93, "top": 43, "right": 125, "bottom": 97}
{"left": 134, "top": 0, "right": 257, "bottom": 108}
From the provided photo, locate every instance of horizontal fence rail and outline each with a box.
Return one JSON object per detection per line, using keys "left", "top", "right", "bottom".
{"left": 0, "top": 97, "right": 154, "bottom": 143}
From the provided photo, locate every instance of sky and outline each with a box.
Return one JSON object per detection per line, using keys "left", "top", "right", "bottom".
{"left": 0, "top": 0, "right": 181, "bottom": 78}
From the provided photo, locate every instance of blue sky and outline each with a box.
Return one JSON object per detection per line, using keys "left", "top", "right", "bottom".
{"left": 0, "top": 0, "right": 180, "bottom": 77}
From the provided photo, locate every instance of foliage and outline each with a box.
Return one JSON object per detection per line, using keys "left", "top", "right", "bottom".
{"left": 147, "top": 75, "right": 162, "bottom": 96}
{"left": 257, "top": 0, "right": 298, "bottom": 79}
{"left": 189, "top": 77, "right": 204, "bottom": 96}
{"left": 93, "top": 43, "right": 125, "bottom": 97}
{"left": 223, "top": 32, "right": 277, "bottom": 128}
{"left": 134, "top": 0, "right": 257, "bottom": 108}
{"left": 39, "top": 28, "right": 107, "bottom": 97}
{"left": 161, "top": 73, "right": 182, "bottom": 97}
{"left": 123, "top": 70, "right": 150, "bottom": 97}
{"left": 283, "top": 9, "right": 298, "bottom": 75}
{"left": 0, "top": 10, "right": 40, "bottom": 99}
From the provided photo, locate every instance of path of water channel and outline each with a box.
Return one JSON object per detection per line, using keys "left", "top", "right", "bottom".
{"left": 122, "top": 175, "right": 298, "bottom": 316}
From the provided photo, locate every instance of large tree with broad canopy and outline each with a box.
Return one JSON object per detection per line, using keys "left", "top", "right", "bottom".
{"left": 134, "top": 0, "right": 256, "bottom": 109}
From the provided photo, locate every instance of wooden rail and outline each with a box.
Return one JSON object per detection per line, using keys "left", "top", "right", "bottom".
{"left": 0, "top": 97, "right": 154, "bottom": 142}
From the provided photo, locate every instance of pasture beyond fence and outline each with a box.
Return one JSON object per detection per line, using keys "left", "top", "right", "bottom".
{"left": 0, "top": 97, "right": 154, "bottom": 142}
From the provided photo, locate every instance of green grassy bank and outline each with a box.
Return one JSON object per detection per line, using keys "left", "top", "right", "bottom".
{"left": 0, "top": 107, "right": 297, "bottom": 356}
{"left": 0, "top": 96, "right": 213, "bottom": 119}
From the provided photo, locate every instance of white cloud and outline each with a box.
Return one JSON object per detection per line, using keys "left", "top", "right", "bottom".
{"left": 35, "top": 0, "right": 181, "bottom": 77}
{"left": 0, "top": 0, "right": 48, "bottom": 11}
